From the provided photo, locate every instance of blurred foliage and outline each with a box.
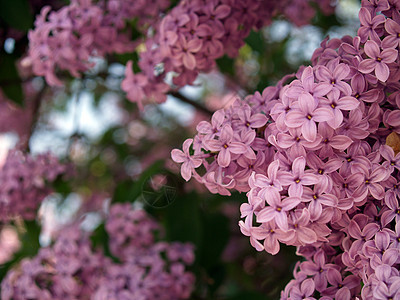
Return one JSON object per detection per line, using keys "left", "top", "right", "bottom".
{"left": 0, "top": 0, "right": 33, "bottom": 31}
{"left": 0, "top": 51, "right": 24, "bottom": 106}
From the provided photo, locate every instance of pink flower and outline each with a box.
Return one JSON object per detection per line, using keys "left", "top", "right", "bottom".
{"left": 269, "top": 127, "right": 322, "bottom": 158}
{"left": 311, "top": 122, "right": 353, "bottom": 159}
{"left": 279, "top": 156, "right": 320, "bottom": 197}
{"left": 382, "top": 18, "right": 400, "bottom": 48}
{"left": 358, "top": 40, "right": 397, "bottom": 82}
{"left": 203, "top": 171, "right": 235, "bottom": 195}
{"left": 357, "top": 7, "right": 386, "bottom": 43}
{"left": 301, "top": 250, "right": 339, "bottom": 291}
{"left": 121, "top": 61, "right": 148, "bottom": 110}
{"left": 285, "top": 92, "right": 334, "bottom": 142}
{"left": 288, "top": 208, "right": 318, "bottom": 246}
{"left": 196, "top": 23, "right": 225, "bottom": 59}
{"left": 172, "top": 36, "right": 202, "bottom": 70}
{"left": 196, "top": 109, "right": 225, "bottom": 139}
{"left": 257, "top": 190, "right": 301, "bottom": 231}
{"left": 289, "top": 278, "right": 316, "bottom": 300}
{"left": 240, "top": 194, "right": 264, "bottom": 227}
{"left": 348, "top": 219, "right": 380, "bottom": 259}
{"left": 234, "top": 104, "right": 268, "bottom": 133}
{"left": 250, "top": 221, "right": 295, "bottom": 255}
{"left": 380, "top": 145, "right": 400, "bottom": 173}
{"left": 171, "top": 139, "right": 202, "bottom": 181}
{"left": 315, "top": 63, "right": 352, "bottom": 98}
{"left": 204, "top": 125, "right": 248, "bottom": 167}
{"left": 247, "top": 86, "right": 279, "bottom": 114}
{"left": 381, "top": 187, "right": 400, "bottom": 226}
{"left": 320, "top": 92, "right": 359, "bottom": 129}
{"left": 323, "top": 269, "right": 360, "bottom": 299}
{"left": 303, "top": 185, "right": 338, "bottom": 220}
{"left": 352, "top": 164, "right": 390, "bottom": 200}
{"left": 248, "top": 160, "right": 284, "bottom": 197}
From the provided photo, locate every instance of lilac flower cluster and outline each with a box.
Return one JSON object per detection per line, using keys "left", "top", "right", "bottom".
{"left": 121, "top": 0, "right": 335, "bottom": 109}
{"left": 1, "top": 226, "right": 109, "bottom": 299}
{"left": 96, "top": 204, "right": 195, "bottom": 300}
{"left": 1, "top": 203, "right": 195, "bottom": 300}
{"left": 0, "top": 151, "right": 67, "bottom": 222}
{"left": 172, "top": 0, "right": 400, "bottom": 298}
{"left": 27, "top": 0, "right": 170, "bottom": 86}
{"left": 105, "top": 202, "right": 161, "bottom": 260}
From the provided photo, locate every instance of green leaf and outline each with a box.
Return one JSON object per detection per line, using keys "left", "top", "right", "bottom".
{"left": 199, "top": 212, "right": 230, "bottom": 269}
{"left": 0, "top": 0, "right": 33, "bottom": 31}
{"left": 19, "top": 220, "right": 41, "bottom": 256}
{"left": 112, "top": 160, "right": 165, "bottom": 204}
{"left": 113, "top": 180, "right": 136, "bottom": 203}
{"left": 115, "top": 52, "right": 139, "bottom": 68}
{"left": 227, "top": 291, "right": 269, "bottom": 300}
{"left": 90, "top": 223, "right": 120, "bottom": 262}
{"left": 216, "top": 55, "right": 235, "bottom": 76}
{"left": 0, "top": 53, "right": 24, "bottom": 106}
{"left": 52, "top": 176, "right": 72, "bottom": 195}
{"left": 162, "top": 192, "right": 202, "bottom": 247}
{"left": 206, "top": 263, "right": 226, "bottom": 295}
{"left": 245, "top": 30, "right": 265, "bottom": 53}
{"left": 312, "top": 7, "right": 341, "bottom": 33}
{"left": 196, "top": 212, "right": 230, "bottom": 295}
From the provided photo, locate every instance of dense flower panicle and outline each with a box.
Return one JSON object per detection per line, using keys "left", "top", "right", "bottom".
{"left": 2, "top": 204, "right": 195, "bottom": 300}
{"left": 27, "top": 0, "right": 170, "bottom": 86}
{"left": 172, "top": 0, "right": 400, "bottom": 298}
{"left": 105, "top": 203, "right": 161, "bottom": 260}
{"left": 0, "top": 151, "right": 67, "bottom": 222}
{"left": 101, "top": 204, "right": 195, "bottom": 299}
{"left": 1, "top": 226, "right": 108, "bottom": 300}
{"left": 121, "top": 0, "right": 336, "bottom": 109}
{"left": 93, "top": 243, "right": 195, "bottom": 300}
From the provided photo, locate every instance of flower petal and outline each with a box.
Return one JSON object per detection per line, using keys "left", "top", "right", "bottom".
{"left": 302, "top": 120, "right": 317, "bottom": 142}
{"left": 375, "top": 62, "right": 390, "bottom": 82}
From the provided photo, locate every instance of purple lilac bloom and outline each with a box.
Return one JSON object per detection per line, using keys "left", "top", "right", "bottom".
{"left": 358, "top": 40, "right": 397, "bottom": 82}
{"left": 118, "top": 0, "right": 337, "bottom": 109}
{"left": 171, "top": 138, "right": 203, "bottom": 181}
{"left": 0, "top": 151, "right": 68, "bottom": 222}
{"left": 2, "top": 204, "right": 195, "bottom": 300}
{"left": 172, "top": 1, "right": 400, "bottom": 298}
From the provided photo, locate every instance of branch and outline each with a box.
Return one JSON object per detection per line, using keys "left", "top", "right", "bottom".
{"left": 21, "top": 85, "right": 47, "bottom": 152}
{"left": 169, "top": 91, "right": 213, "bottom": 116}
{"left": 67, "top": 80, "right": 84, "bottom": 158}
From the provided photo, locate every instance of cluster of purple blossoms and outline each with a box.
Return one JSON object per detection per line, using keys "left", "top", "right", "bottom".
{"left": 121, "top": 0, "right": 335, "bottom": 109}
{"left": 172, "top": 0, "right": 400, "bottom": 298}
{"left": 1, "top": 203, "right": 195, "bottom": 300}
{"left": 97, "top": 203, "right": 195, "bottom": 300}
{"left": 27, "top": 0, "right": 170, "bottom": 86}
{"left": 105, "top": 202, "right": 162, "bottom": 260}
{"left": 0, "top": 151, "right": 67, "bottom": 222}
{"left": 94, "top": 239, "right": 195, "bottom": 300}
{"left": 1, "top": 226, "right": 109, "bottom": 300}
